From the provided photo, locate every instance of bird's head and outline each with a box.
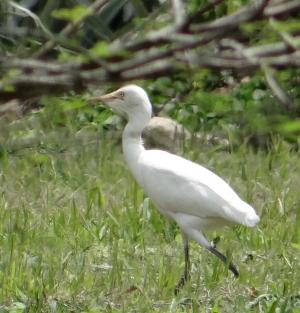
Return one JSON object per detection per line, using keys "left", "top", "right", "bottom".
{"left": 89, "top": 85, "right": 152, "bottom": 121}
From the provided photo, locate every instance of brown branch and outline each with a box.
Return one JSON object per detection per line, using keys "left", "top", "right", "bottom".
{"left": 183, "top": 54, "right": 290, "bottom": 70}
{"left": 243, "top": 40, "right": 297, "bottom": 57}
{"left": 1, "top": 0, "right": 300, "bottom": 102}
{"left": 264, "top": 66, "right": 293, "bottom": 110}
{"left": 191, "top": 0, "right": 268, "bottom": 33}
{"left": 120, "top": 0, "right": 268, "bottom": 52}
{"left": 264, "top": 0, "right": 300, "bottom": 17}
{"left": 216, "top": 38, "right": 295, "bottom": 109}
{"left": 2, "top": 48, "right": 300, "bottom": 102}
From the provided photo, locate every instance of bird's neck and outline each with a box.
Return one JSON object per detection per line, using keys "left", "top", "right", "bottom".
{"left": 122, "top": 113, "right": 149, "bottom": 184}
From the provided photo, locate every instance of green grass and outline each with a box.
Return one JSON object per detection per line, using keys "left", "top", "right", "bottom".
{"left": 0, "top": 115, "right": 300, "bottom": 312}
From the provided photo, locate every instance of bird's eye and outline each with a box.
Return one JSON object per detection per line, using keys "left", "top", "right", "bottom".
{"left": 118, "top": 91, "right": 125, "bottom": 98}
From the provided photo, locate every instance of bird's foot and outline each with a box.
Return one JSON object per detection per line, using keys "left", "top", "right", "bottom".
{"left": 174, "top": 270, "right": 191, "bottom": 295}
{"left": 208, "top": 246, "right": 239, "bottom": 278}
{"left": 174, "top": 275, "right": 188, "bottom": 295}
{"left": 229, "top": 262, "right": 239, "bottom": 278}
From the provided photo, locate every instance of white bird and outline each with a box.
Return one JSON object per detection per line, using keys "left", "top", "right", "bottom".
{"left": 90, "top": 85, "right": 260, "bottom": 294}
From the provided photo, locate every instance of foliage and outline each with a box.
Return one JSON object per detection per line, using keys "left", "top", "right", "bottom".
{"left": 0, "top": 110, "right": 300, "bottom": 312}
{"left": 0, "top": 1, "right": 300, "bottom": 311}
{"left": 146, "top": 69, "right": 300, "bottom": 146}
{"left": 1, "top": 0, "right": 300, "bottom": 143}
{"left": 52, "top": 5, "right": 92, "bottom": 23}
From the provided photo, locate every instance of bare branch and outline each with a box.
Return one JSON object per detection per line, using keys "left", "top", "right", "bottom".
{"left": 223, "top": 37, "right": 295, "bottom": 109}
{"left": 264, "top": 0, "right": 300, "bottom": 17}
{"left": 264, "top": 66, "right": 293, "bottom": 110}
{"left": 1, "top": 0, "right": 300, "bottom": 103}
{"left": 172, "top": 0, "right": 187, "bottom": 28}
{"left": 191, "top": 0, "right": 268, "bottom": 33}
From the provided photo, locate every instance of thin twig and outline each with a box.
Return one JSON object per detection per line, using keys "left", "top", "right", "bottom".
{"left": 8, "top": 1, "right": 53, "bottom": 38}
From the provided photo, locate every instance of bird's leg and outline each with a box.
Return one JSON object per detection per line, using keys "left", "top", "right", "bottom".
{"left": 207, "top": 246, "right": 239, "bottom": 278}
{"left": 174, "top": 234, "right": 190, "bottom": 295}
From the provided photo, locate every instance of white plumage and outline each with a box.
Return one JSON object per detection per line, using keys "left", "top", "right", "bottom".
{"left": 139, "top": 150, "right": 259, "bottom": 228}
{"left": 90, "top": 84, "right": 260, "bottom": 293}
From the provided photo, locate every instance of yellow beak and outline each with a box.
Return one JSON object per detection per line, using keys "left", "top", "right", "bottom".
{"left": 89, "top": 91, "right": 121, "bottom": 103}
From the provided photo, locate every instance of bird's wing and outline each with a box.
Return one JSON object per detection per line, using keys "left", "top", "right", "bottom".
{"left": 138, "top": 149, "right": 248, "bottom": 222}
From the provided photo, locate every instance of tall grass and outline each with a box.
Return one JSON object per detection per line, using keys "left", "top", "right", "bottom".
{"left": 0, "top": 114, "right": 299, "bottom": 312}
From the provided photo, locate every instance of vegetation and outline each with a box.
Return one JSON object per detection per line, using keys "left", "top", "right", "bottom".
{"left": 1, "top": 0, "right": 300, "bottom": 312}
{"left": 0, "top": 109, "right": 300, "bottom": 312}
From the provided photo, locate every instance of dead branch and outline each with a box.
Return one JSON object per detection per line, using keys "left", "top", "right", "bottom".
{"left": 264, "top": 66, "right": 293, "bottom": 110}
{"left": 1, "top": 0, "right": 299, "bottom": 102}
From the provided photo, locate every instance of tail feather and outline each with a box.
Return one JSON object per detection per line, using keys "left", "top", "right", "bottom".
{"left": 241, "top": 201, "right": 260, "bottom": 227}
{"left": 244, "top": 211, "right": 260, "bottom": 227}
{"left": 223, "top": 200, "right": 260, "bottom": 227}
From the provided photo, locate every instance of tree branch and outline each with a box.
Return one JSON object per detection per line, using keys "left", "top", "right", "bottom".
{"left": 264, "top": 66, "right": 293, "bottom": 110}
{"left": 1, "top": 0, "right": 299, "bottom": 103}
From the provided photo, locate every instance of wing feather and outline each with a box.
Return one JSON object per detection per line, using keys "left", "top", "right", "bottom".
{"left": 138, "top": 149, "right": 249, "bottom": 223}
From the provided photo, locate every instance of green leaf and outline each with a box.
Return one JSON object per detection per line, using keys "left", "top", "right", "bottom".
{"left": 1, "top": 69, "right": 20, "bottom": 92}
{"left": 211, "top": 304, "right": 221, "bottom": 313}
{"left": 90, "top": 41, "right": 130, "bottom": 59}
{"left": 52, "top": 5, "right": 92, "bottom": 23}
{"left": 267, "top": 300, "right": 279, "bottom": 313}
{"left": 291, "top": 243, "right": 300, "bottom": 250}
{"left": 90, "top": 42, "right": 111, "bottom": 58}
{"left": 7, "top": 302, "right": 26, "bottom": 313}
{"left": 270, "top": 18, "right": 300, "bottom": 34}
{"left": 28, "top": 153, "right": 50, "bottom": 166}
{"left": 278, "top": 120, "right": 300, "bottom": 133}
{"left": 60, "top": 98, "right": 86, "bottom": 111}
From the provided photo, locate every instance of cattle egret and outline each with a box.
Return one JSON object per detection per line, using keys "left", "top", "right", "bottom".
{"left": 90, "top": 85, "right": 260, "bottom": 294}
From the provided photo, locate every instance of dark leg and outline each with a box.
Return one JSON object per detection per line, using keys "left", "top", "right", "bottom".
{"left": 207, "top": 246, "right": 239, "bottom": 278}
{"left": 174, "top": 234, "right": 190, "bottom": 295}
